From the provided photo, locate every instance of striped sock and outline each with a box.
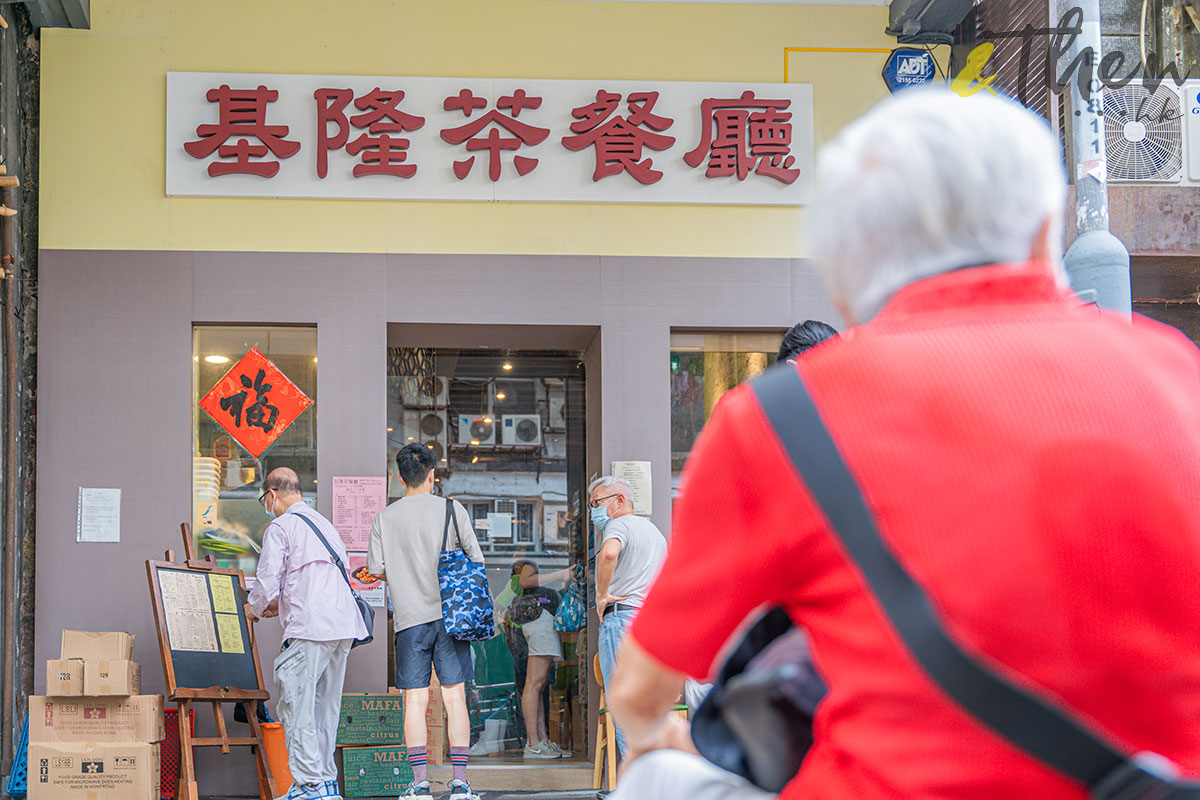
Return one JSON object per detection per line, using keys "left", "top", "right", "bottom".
{"left": 450, "top": 746, "right": 469, "bottom": 783}
{"left": 407, "top": 745, "right": 428, "bottom": 784}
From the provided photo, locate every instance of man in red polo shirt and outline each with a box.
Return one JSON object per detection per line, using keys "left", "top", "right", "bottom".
{"left": 606, "top": 89, "right": 1200, "bottom": 800}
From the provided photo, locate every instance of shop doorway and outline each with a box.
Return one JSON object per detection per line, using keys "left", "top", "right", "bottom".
{"left": 384, "top": 328, "right": 594, "bottom": 780}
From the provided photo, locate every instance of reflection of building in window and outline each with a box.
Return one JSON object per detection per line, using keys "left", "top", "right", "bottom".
{"left": 670, "top": 332, "right": 781, "bottom": 489}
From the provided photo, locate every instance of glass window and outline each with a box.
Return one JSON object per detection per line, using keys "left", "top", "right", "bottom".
{"left": 386, "top": 347, "right": 588, "bottom": 756}
{"left": 192, "top": 326, "right": 317, "bottom": 578}
{"left": 670, "top": 332, "right": 782, "bottom": 493}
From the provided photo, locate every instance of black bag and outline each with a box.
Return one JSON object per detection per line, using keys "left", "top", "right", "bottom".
{"left": 691, "top": 607, "right": 825, "bottom": 793}
{"left": 292, "top": 512, "right": 375, "bottom": 649}
{"left": 695, "top": 363, "right": 1200, "bottom": 799}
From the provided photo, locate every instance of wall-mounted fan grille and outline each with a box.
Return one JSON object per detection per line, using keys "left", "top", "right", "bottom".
{"left": 1104, "top": 84, "right": 1183, "bottom": 182}
{"left": 469, "top": 419, "right": 494, "bottom": 441}
{"left": 514, "top": 419, "right": 539, "bottom": 443}
{"left": 419, "top": 412, "right": 445, "bottom": 438}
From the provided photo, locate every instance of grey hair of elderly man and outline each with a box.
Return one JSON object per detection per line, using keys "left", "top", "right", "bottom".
{"left": 588, "top": 474, "right": 634, "bottom": 502}
{"left": 606, "top": 88, "right": 1072, "bottom": 800}
{"left": 808, "top": 87, "right": 1068, "bottom": 326}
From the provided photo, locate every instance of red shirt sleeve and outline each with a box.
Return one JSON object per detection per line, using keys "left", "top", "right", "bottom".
{"left": 630, "top": 377, "right": 823, "bottom": 680}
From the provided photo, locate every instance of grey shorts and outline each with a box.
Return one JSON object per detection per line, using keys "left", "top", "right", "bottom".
{"left": 394, "top": 620, "right": 474, "bottom": 689}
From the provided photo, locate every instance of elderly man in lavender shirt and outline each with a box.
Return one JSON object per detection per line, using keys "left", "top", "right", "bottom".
{"left": 247, "top": 467, "right": 368, "bottom": 800}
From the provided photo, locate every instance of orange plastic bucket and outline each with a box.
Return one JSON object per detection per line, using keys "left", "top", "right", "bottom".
{"left": 258, "top": 721, "right": 293, "bottom": 800}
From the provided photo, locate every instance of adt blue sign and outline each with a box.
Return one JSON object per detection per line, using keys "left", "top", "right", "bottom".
{"left": 882, "top": 48, "right": 937, "bottom": 93}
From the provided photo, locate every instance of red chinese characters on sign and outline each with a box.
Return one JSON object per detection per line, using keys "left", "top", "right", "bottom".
{"left": 184, "top": 85, "right": 301, "bottom": 177}
{"left": 198, "top": 348, "right": 313, "bottom": 459}
{"left": 561, "top": 91, "right": 676, "bottom": 185}
{"left": 684, "top": 91, "right": 801, "bottom": 185}
{"left": 314, "top": 88, "right": 426, "bottom": 179}
{"left": 440, "top": 89, "right": 550, "bottom": 181}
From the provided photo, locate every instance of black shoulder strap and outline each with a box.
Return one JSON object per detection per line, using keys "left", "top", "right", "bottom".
{"left": 750, "top": 363, "right": 1200, "bottom": 799}
{"left": 291, "top": 511, "right": 354, "bottom": 591}
{"left": 442, "top": 497, "right": 463, "bottom": 553}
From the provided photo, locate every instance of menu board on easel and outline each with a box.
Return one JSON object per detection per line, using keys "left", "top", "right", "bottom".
{"left": 146, "top": 524, "right": 277, "bottom": 800}
{"left": 147, "top": 562, "right": 265, "bottom": 698}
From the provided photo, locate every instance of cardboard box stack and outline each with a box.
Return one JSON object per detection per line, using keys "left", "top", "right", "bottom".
{"left": 336, "top": 673, "right": 448, "bottom": 798}
{"left": 30, "top": 631, "right": 163, "bottom": 799}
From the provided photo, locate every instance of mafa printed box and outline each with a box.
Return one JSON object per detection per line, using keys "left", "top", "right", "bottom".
{"left": 337, "top": 694, "right": 406, "bottom": 746}
{"left": 340, "top": 745, "right": 415, "bottom": 798}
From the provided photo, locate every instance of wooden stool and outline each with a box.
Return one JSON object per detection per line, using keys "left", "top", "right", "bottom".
{"left": 592, "top": 654, "right": 619, "bottom": 791}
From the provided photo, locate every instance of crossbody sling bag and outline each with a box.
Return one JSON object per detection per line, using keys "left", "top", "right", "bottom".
{"left": 291, "top": 512, "right": 375, "bottom": 649}
{"left": 747, "top": 363, "right": 1200, "bottom": 800}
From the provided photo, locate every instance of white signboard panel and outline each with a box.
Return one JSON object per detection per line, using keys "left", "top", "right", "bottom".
{"left": 166, "top": 72, "right": 813, "bottom": 206}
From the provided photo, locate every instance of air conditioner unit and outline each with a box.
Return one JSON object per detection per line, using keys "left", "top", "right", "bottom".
{"left": 400, "top": 374, "right": 448, "bottom": 407}
{"left": 402, "top": 409, "right": 447, "bottom": 443}
{"left": 423, "top": 439, "right": 446, "bottom": 462}
{"left": 1102, "top": 80, "right": 1199, "bottom": 185}
{"left": 501, "top": 414, "right": 542, "bottom": 446}
{"left": 458, "top": 414, "right": 495, "bottom": 445}
{"left": 1186, "top": 81, "right": 1200, "bottom": 185}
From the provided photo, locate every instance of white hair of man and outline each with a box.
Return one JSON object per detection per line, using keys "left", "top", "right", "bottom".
{"left": 808, "top": 88, "right": 1068, "bottom": 324}
{"left": 588, "top": 475, "right": 634, "bottom": 502}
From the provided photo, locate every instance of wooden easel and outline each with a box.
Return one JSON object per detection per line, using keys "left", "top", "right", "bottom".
{"left": 147, "top": 523, "right": 280, "bottom": 800}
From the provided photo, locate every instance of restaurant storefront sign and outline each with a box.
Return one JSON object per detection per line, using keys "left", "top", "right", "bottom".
{"left": 166, "top": 72, "right": 814, "bottom": 205}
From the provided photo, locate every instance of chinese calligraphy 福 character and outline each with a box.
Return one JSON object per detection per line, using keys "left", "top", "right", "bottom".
{"left": 561, "top": 90, "right": 676, "bottom": 185}
{"left": 684, "top": 91, "right": 801, "bottom": 185}
{"left": 184, "top": 85, "right": 301, "bottom": 178}
{"left": 440, "top": 89, "right": 550, "bottom": 181}
{"left": 315, "top": 87, "right": 427, "bottom": 178}
{"left": 219, "top": 369, "right": 280, "bottom": 433}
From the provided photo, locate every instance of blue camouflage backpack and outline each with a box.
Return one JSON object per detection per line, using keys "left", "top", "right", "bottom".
{"left": 438, "top": 498, "right": 496, "bottom": 641}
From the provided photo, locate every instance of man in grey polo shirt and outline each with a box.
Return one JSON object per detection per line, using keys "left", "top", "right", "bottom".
{"left": 590, "top": 475, "right": 668, "bottom": 757}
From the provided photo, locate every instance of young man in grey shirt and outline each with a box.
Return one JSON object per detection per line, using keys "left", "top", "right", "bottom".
{"left": 367, "top": 444, "right": 484, "bottom": 800}
{"left": 591, "top": 474, "right": 668, "bottom": 757}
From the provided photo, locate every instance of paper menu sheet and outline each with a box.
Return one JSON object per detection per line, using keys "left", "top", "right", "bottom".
{"left": 76, "top": 487, "right": 121, "bottom": 543}
{"left": 215, "top": 613, "right": 245, "bottom": 654}
{"left": 332, "top": 476, "right": 387, "bottom": 551}
{"left": 158, "top": 570, "right": 218, "bottom": 653}
{"left": 208, "top": 573, "right": 238, "bottom": 615}
{"left": 612, "top": 461, "right": 652, "bottom": 515}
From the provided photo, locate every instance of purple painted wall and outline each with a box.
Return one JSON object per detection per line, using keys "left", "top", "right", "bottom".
{"left": 36, "top": 248, "right": 835, "bottom": 793}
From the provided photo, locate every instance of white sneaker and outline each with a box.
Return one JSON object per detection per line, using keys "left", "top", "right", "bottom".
{"left": 523, "top": 740, "right": 560, "bottom": 759}
{"left": 546, "top": 741, "right": 571, "bottom": 758}
{"left": 448, "top": 779, "right": 480, "bottom": 800}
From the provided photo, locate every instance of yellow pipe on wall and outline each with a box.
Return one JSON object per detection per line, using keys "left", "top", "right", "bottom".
{"left": 784, "top": 46, "right": 892, "bottom": 83}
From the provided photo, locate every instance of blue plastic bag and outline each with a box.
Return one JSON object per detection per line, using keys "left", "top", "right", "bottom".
{"left": 554, "top": 564, "right": 587, "bottom": 633}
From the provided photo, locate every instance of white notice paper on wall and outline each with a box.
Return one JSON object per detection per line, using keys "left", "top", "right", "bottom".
{"left": 76, "top": 487, "right": 122, "bottom": 543}
{"left": 612, "top": 461, "right": 652, "bottom": 516}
